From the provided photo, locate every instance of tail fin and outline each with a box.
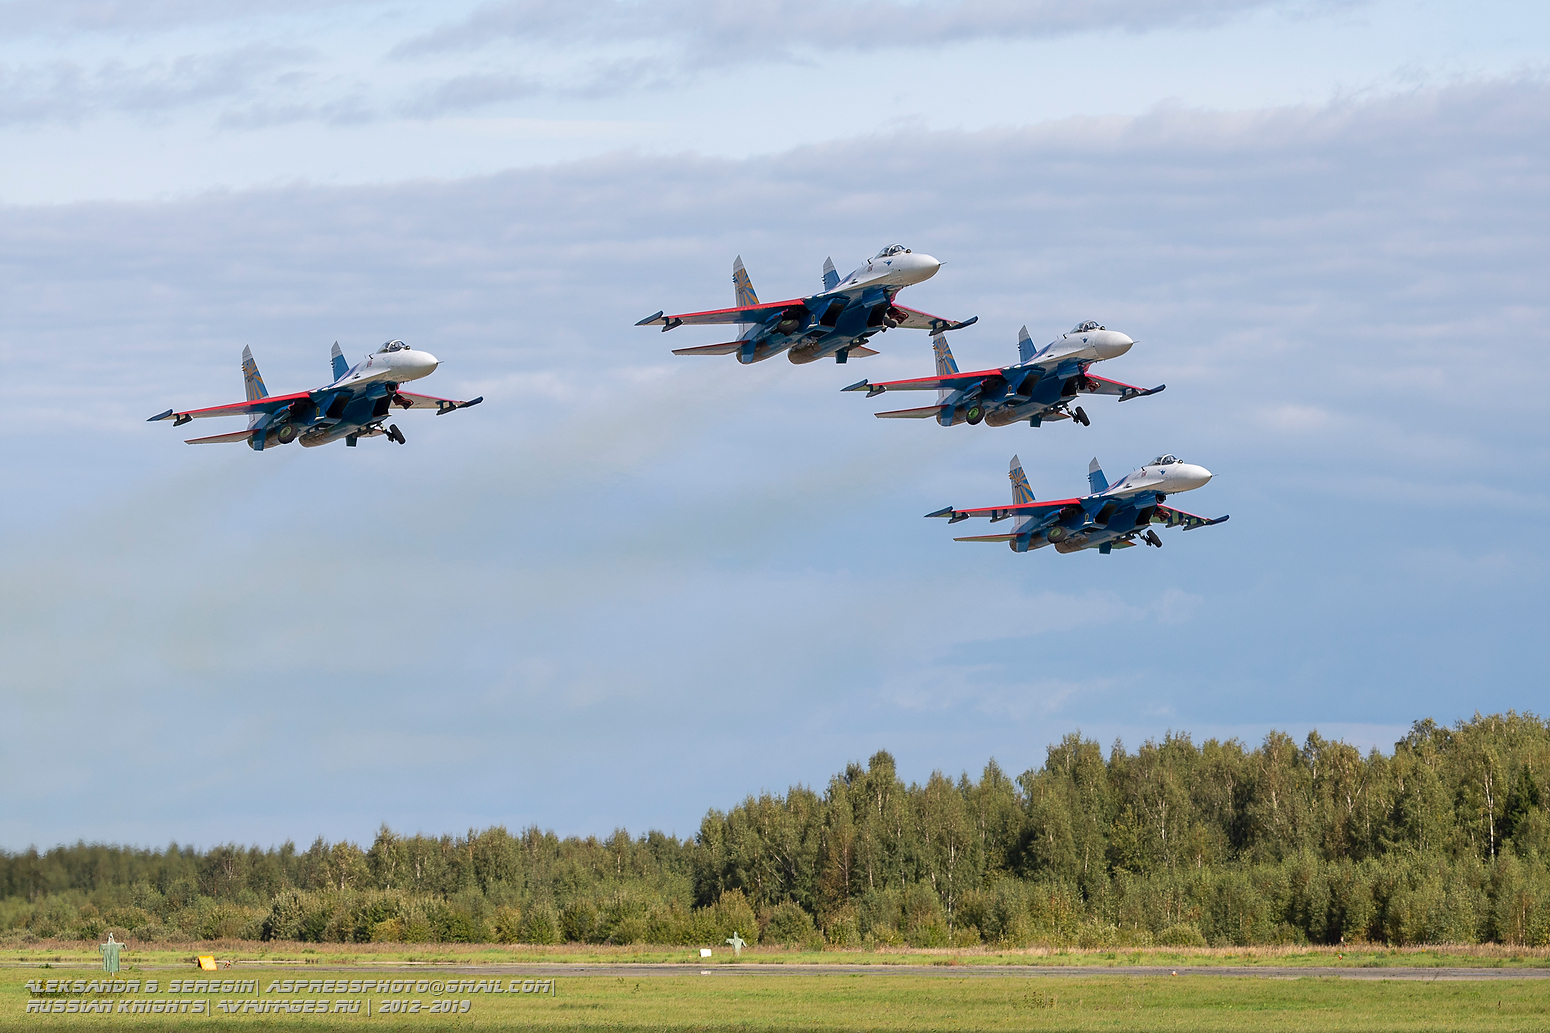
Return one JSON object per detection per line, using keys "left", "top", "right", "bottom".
{"left": 330, "top": 341, "right": 349, "bottom": 381}
{"left": 932, "top": 332, "right": 959, "bottom": 405}
{"left": 733, "top": 256, "right": 760, "bottom": 337}
{"left": 1018, "top": 325, "right": 1037, "bottom": 363}
{"left": 1010, "top": 455, "right": 1036, "bottom": 505}
{"left": 732, "top": 256, "right": 759, "bottom": 308}
{"left": 242, "top": 346, "right": 268, "bottom": 401}
{"left": 822, "top": 257, "right": 840, "bottom": 291}
{"left": 1088, "top": 457, "right": 1109, "bottom": 494}
{"left": 241, "top": 346, "right": 268, "bottom": 430}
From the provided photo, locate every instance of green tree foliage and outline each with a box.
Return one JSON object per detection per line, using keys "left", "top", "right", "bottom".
{"left": 3, "top": 713, "right": 1548, "bottom": 947}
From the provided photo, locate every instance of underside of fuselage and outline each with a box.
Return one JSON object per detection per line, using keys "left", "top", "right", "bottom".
{"left": 935, "top": 368, "right": 1093, "bottom": 427}
{"left": 1008, "top": 498, "right": 1161, "bottom": 553}
{"left": 735, "top": 289, "right": 906, "bottom": 364}
{"left": 247, "top": 382, "right": 400, "bottom": 450}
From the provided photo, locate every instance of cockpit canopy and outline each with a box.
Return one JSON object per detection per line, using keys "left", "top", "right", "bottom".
{"left": 377, "top": 340, "right": 410, "bottom": 353}
{"left": 874, "top": 244, "right": 911, "bottom": 258}
{"left": 1151, "top": 454, "right": 1180, "bottom": 466}
{"left": 1071, "top": 321, "right": 1105, "bottom": 333}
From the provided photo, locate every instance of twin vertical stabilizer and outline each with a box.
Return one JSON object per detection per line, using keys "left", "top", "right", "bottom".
{"left": 1010, "top": 455, "right": 1036, "bottom": 505}
{"left": 931, "top": 332, "right": 958, "bottom": 405}
{"left": 330, "top": 341, "right": 349, "bottom": 381}
{"left": 1017, "top": 325, "right": 1037, "bottom": 364}
{"left": 242, "top": 346, "right": 268, "bottom": 402}
{"left": 822, "top": 257, "right": 840, "bottom": 292}
{"left": 241, "top": 346, "right": 268, "bottom": 430}
{"left": 1088, "top": 458, "right": 1109, "bottom": 494}
{"left": 733, "top": 257, "right": 759, "bottom": 338}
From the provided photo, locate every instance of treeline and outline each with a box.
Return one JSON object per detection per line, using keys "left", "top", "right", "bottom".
{"left": 3, "top": 713, "right": 1548, "bottom": 948}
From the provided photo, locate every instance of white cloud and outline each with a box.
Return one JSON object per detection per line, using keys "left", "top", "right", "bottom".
{"left": 0, "top": 45, "right": 317, "bottom": 126}
{"left": 397, "top": 0, "right": 1351, "bottom": 59}
{"left": 0, "top": 76, "right": 1546, "bottom": 846}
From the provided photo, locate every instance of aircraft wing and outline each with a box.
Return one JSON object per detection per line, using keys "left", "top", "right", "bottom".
{"left": 889, "top": 306, "right": 977, "bottom": 333}
{"left": 147, "top": 390, "right": 313, "bottom": 423}
{"left": 843, "top": 366, "right": 1008, "bottom": 395}
{"left": 926, "top": 497, "right": 1085, "bottom": 523}
{"left": 637, "top": 299, "right": 808, "bottom": 328}
{"left": 1080, "top": 374, "right": 1166, "bottom": 401}
{"left": 1153, "top": 505, "right": 1230, "bottom": 530}
{"left": 952, "top": 533, "right": 1019, "bottom": 543}
{"left": 392, "top": 391, "right": 484, "bottom": 415}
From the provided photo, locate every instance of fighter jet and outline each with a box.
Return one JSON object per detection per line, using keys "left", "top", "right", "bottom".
{"left": 148, "top": 341, "right": 482, "bottom": 450}
{"left": 842, "top": 322, "right": 1163, "bottom": 428}
{"left": 927, "top": 454, "right": 1228, "bottom": 554}
{"left": 636, "top": 245, "right": 976, "bottom": 365}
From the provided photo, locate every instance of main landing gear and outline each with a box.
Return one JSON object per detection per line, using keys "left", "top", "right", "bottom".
{"left": 1072, "top": 406, "right": 1090, "bottom": 427}
{"left": 386, "top": 424, "right": 406, "bottom": 445}
{"left": 1144, "top": 529, "right": 1163, "bottom": 548}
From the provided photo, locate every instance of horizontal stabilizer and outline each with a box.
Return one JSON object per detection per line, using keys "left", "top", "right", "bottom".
{"left": 875, "top": 405, "right": 941, "bottom": 419}
{"left": 954, "top": 533, "right": 1019, "bottom": 543}
{"left": 847, "top": 345, "right": 880, "bottom": 358}
{"left": 185, "top": 430, "right": 253, "bottom": 445}
{"left": 671, "top": 341, "right": 744, "bottom": 356}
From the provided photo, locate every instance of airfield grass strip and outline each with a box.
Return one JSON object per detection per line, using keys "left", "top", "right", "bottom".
{"left": 5, "top": 940, "right": 1550, "bottom": 970}
{"left": 4, "top": 971, "right": 1549, "bottom": 1032}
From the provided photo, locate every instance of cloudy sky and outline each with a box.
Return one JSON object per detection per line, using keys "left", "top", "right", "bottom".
{"left": 1, "top": 0, "right": 1547, "bottom": 849}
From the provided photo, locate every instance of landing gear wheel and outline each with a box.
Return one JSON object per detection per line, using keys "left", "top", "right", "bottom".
{"left": 1145, "top": 530, "right": 1163, "bottom": 548}
{"left": 966, "top": 406, "right": 984, "bottom": 426}
{"left": 1073, "top": 406, "right": 1090, "bottom": 427}
{"left": 387, "top": 424, "right": 406, "bottom": 444}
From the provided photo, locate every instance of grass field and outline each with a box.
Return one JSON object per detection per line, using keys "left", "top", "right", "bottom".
{"left": 4, "top": 939, "right": 1549, "bottom": 970}
{"left": 5, "top": 968, "right": 1550, "bottom": 1031}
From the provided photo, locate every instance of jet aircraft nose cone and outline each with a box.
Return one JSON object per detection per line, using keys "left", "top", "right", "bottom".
{"left": 405, "top": 351, "right": 439, "bottom": 379}
{"left": 1175, "top": 464, "right": 1212, "bottom": 491}
{"left": 1094, "top": 332, "right": 1133, "bottom": 359}
{"left": 908, "top": 253, "right": 942, "bottom": 282}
